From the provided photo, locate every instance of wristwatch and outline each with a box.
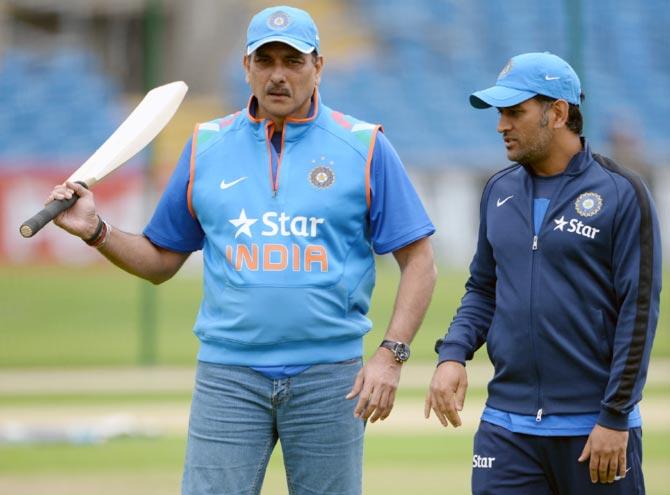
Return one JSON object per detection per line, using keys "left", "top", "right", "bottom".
{"left": 380, "top": 340, "right": 411, "bottom": 363}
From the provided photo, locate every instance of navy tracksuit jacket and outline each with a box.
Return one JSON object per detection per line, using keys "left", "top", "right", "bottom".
{"left": 437, "top": 142, "right": 662, "bottom": 431}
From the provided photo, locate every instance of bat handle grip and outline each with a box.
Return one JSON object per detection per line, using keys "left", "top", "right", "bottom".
{"left": 19, "top": 181, "right": 89, "bottom": 238}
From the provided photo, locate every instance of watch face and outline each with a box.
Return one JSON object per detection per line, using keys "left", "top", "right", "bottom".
{"left": 395, "top": 343, "right": 410, "bottom": 362}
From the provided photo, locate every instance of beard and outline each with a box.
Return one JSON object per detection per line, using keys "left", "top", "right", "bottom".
{"left": 509, "top": 116, "right": 553, "bottom": 167}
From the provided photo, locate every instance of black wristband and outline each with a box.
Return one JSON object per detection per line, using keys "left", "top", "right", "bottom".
{"left": 84, "top": 216, "right": 104, "bottom": 245}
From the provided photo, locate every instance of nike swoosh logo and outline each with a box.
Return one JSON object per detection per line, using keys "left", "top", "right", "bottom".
{"left": 220, "top": 177, "right": 247, "bottom": 190}
{"left": 545, "top": 75, "right": 560, "bottom": 80}
{"left": 496, "top": 195, "right": 514, "bottom": 207}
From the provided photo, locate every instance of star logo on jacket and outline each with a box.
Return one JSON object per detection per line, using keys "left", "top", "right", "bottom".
{"left": 553, "top": 215, "right": 600, "bottom": 239}
{"left": 554, "top": 216, "right": 568, "bottom": 231}
{"left": 575, "top": 192, "right": 603, "bottom": 217}
{"left": 229, "top": 209, "right": 258, "bottom": 238}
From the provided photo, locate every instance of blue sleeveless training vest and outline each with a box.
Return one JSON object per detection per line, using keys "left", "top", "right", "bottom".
{"left": 188, "top": 94, "right": 381, "bottom": 366}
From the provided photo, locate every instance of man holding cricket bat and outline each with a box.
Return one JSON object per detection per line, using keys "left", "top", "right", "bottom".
{"left": 49, "top": 5, "right": 436, "bottom": 494}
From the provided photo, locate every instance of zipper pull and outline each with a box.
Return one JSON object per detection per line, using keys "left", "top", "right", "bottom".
{"left": 535, "top": 408, "right": 543, "bottom": 422}
{"left": 532, "top": 235, "right": 538, "bottom": 251}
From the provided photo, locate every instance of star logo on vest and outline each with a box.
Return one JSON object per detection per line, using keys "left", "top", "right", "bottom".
{"left": 229, "top": 209, "right": 257, "bottom": 238}
{"left": 309, "top": 156, "right": 335, "bottom": 189}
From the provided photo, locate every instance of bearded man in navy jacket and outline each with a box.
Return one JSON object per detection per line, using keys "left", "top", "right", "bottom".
{"left": 426, "top": 52, "right": 661, "bottom": 494}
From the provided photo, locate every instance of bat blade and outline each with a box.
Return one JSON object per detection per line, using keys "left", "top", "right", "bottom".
{"left": 19, "top": 81, "right": 188, "bottom": 238}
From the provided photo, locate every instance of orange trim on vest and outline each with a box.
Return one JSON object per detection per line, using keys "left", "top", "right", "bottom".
{"left": 365, "top": 126, "right": 382, "bottom": 209}
{"left": 274, "top": 125, "right": 287, "bottom": 192}
{"left": 187, "top": 124, "right": 199, "bottom": 219}
{"left": 285, "top": 90, "right": 319, "bottom": 124}
{"left": 265, "top": 122, "right": 275, "bottom": 192}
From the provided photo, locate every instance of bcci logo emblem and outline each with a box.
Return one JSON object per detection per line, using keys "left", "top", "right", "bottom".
{"left": 309, "top": 166, "right": 335, "bottom": 189}
{"left": 498, "top": 59, "right": 513, "bottom": 79}
{"left": 267, "top": 11, "right": 291, "bottom": 30}
{"left": 575, "top": 192, "right": 603, "bottom": 217}
{"left": 309, "top": 158, "right": 335, "bottom": 190}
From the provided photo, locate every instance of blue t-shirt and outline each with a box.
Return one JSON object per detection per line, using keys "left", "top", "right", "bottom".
{"left": 144, "top": 125, "right": 434, "bottom": 378}
{"left": 483, "top": 173, "right": 642, "bottom": 435}
{"left": 482, "top": 404, "right": 642, "bottom": 436}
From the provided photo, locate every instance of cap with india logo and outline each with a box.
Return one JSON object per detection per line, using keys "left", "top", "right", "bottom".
{"left": 246, "top": 5, "right": 320, "bottom": 55}
{"left": 470, "top": 52, "right": 581, "bottom": 109}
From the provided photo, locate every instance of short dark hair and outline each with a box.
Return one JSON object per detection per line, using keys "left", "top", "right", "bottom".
{"left": 534, "top": 93, "right": 585, "bottom": 135}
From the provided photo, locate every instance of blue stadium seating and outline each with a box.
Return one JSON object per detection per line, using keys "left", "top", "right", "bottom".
{"left": 0, "top": 47, "right": 122, "bottom": 166}
{"left": 319, "top": 0, "right": 669, "bottom": 168}
{"left": 2, "top": 1, "right": 668, "bottom": 170}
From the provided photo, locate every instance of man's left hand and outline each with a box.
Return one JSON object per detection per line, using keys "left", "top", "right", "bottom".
{"left": 578, "top": 424, "right": 629, "bottom": 484}
{"left": 345, "top": 348, "right": 402, "bottom": 423}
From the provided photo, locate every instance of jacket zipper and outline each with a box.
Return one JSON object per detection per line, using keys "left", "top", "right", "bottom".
{"left": 528, "top": 189, "right": 544, "bottom": 421}
{"left": 265, "top": 122, "right": 286, "bottom": 198}
{"left": 528, "top": 173, "right": 571, "bottom": 421}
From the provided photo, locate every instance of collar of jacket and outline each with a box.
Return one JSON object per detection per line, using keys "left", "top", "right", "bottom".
{"left": 522, "top": 137, "right": 593, "bottom": 177}
{"left": 244, "top": 90, "right": 320, "bottom": 143}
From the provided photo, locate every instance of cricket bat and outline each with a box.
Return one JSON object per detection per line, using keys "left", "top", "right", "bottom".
{"left": 19, "top": 80, "right": 189, "bottom": 238}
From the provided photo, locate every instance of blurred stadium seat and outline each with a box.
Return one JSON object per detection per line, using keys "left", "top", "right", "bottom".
{"left": 1, "top": 0, "right": 668, "bottom": 171}
{"left": 0, "top": 47, "right": 122, "bottom": 166}
{"left": 232, "top": 0, "right": 670, "bottom": 169}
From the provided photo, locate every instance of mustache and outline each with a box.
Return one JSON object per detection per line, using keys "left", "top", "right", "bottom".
{"left": 266, "top": 85, "right": 290, "bottom": 96}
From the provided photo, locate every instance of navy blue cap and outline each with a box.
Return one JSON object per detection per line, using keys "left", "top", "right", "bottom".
{"left": 470, "top": 52, "right": 581, "bottom": 109}
{"left": 246, "top": 6, "right": 320, "bottom": 55}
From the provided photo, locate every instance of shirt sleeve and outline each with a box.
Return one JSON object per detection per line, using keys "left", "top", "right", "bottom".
{"left": 598, "top": 178, "right": 662, "bottom": 430}
{"left": 143, "top": 137, "right": 205, "bottom": 252}
{"left": 369, "top": 131, "right": 435, "bottom": 254}
{"left": 437, "top": 181, "right": 497, "bottom": 364}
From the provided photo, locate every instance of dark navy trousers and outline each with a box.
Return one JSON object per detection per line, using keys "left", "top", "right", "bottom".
{"left": 472, "top": 421, "right": 644, "bottom": 495}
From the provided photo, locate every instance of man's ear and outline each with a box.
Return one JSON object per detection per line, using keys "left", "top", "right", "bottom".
{"left": 243, "top": 55, "right": 251, "bottom": 84}
{"left": 314, "top": 55, "right": 325, "bottom": 86}
{"left": 552, "top": 99, "right": 570, "bottom": 129}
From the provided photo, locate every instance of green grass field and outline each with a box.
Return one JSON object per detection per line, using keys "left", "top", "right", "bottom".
{"left": 0, "top": 264, "right": 668, "bottom": 494}
{"left": 1, "top": 262, "right": 668, "bottom": 366}
{"left": 2, "top": 431, "right": 668, "bottom": 494}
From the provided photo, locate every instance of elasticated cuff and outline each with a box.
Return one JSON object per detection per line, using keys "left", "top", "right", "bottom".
{"left": 597, "top": 407, "right": 629, "bottom": 431}
{"left": 437, "top": 343, "right": 469, "bottom": 366}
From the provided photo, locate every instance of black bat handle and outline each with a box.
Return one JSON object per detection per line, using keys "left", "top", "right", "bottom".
{"left": 19, "top": 181, "right": 89, "bottom": 238}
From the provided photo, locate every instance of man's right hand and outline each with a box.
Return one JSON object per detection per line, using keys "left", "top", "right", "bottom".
{"left": 48, "top": 181, "right": 99, "bottom": 240}
{"left": 424, "top": 360, "right": 468, "bottom": 427}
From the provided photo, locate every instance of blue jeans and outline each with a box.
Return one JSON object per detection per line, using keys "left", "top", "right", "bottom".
{"left": 182, "top": 359, "right": 364, "bottom": 495}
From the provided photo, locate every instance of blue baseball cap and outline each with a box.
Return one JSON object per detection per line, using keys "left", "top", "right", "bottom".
{"left": 246, "top": 6, "right": 320, "bottom": 55}
{"left": 470, "top": 52, "right": 581, "bottom": 109}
